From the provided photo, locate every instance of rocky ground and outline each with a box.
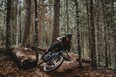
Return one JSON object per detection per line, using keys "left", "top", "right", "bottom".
{"left": 0, "top": 50, "right": 115, "bottom": 77}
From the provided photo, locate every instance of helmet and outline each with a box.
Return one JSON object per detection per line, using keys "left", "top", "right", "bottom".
{"left": 65, "top": 32, "right": 72, "bottom": 39}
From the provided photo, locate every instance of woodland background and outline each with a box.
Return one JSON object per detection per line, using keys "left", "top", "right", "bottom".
{"left": 0, "top": 0, "right": 116, "bottom": 70}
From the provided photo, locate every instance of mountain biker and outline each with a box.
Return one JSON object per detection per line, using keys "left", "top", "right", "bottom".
{"left": 43, "top": 32, "right": 72, "bottom": 65}
{"left": 47, "top": 32, "right": 72, "bottom": 53}
{"left": 45, "top": 32, "right": 72, "bottom": 65}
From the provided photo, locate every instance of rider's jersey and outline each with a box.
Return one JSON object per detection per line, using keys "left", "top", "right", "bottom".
{"left": 56, "top": 36, "right": 71, "bottom": 52}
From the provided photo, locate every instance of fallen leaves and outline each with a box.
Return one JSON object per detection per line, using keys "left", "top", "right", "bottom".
{"left": 0, "top": 51, "right": 115, "bottom": 77}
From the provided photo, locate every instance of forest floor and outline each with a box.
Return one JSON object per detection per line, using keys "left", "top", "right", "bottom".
{"left": 0, "top": 50, "right": 116, "bottom": 77}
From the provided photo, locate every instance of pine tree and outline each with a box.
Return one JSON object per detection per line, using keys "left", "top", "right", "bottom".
{"left": 6, "top": 0, "right": 12, "bottom": 51}
{"left": 52, "top": 0, "right": 60, "bottom": 43}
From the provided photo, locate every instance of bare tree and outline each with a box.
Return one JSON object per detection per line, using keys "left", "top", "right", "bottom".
{"left": 66, "top": 0, "right": 69, "bottom": 32}
{"left": 34, "top": 0, "right": 39, "bottom": 47}
{"left": 6, "top": 0, "right": 12, "bottom": 51}
{"left": 19, "top": 0, "right": 22, "bottom": 43}
{"left": 52, "top": 0, "right": 60, "bottom": 43}
{"left": 89, "top": 0, "right": 97, "bottom": 69}
{"left": 22, "top": 0, "right": 31, "bottom": 46}
{"left": 75, "top": 0, "right": 84, "bottom": 69}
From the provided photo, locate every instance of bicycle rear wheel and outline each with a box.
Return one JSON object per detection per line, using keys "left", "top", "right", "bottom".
{"left": 43, "top": 55, "right": 64, "bottom": 72}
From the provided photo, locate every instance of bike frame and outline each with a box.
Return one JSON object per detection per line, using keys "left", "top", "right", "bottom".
{"left": 45, "top": 49, "right": 69, "bottom": 63}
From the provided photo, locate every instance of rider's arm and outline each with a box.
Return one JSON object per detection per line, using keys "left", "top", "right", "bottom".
{"left": 67, "top": 44, "right": 71, "bottom": 52}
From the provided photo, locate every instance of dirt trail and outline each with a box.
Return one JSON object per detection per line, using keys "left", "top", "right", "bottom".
{"left": 0, "top": 51, "right": 115, "bottom": 77}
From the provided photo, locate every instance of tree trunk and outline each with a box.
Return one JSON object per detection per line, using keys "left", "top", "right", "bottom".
{"left": 89, "top": 0, "right": 97, "bottom": 69}
{"left": 10, "top": 0, "right": 18, "bottom": 45}
{"left": 34, "top": 0, "right": 39, "bottom": 47}
{"left": 38, "top": 0, "right": 46, "bottom": 47}
{"left": 104, "top": 23, "right": 108, "bottom": 68}
{"left": 75, "top": 0, "right": 83, "bottom": 69}
{"left": 101, "top": 0, "right": 109, "bottom": 68}
{"left": 66, "top": 0, "right": 69, "bottom": 32}
{"left": 6, "top": 0, "right": 12, "bottom": 51}
{"left": 85, "top": 0, "right": 91, "bottom": 58}
{"left": 16, "top": 0, "right": 19, "bottom": 46}
{"left": 52, "top": 0, "right": 60, "bottom": 43}
{"left": 115, "top": 55, "right": 116, "bottom": 69}
{"left": 34, "top": 0, "right": 39, "bottom": 62}
{"left": 22, "top": 0, "right": 31, "bottom": 46}
{"left": 95, "top": 0, "right": 103, "bottom": 67}
{"left": 19, "top": 0, "right": 22, "bottom": 43}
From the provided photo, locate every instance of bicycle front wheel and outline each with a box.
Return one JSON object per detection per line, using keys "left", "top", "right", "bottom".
{"left": 43, "top": 55, "right": 64, "bottom": 72}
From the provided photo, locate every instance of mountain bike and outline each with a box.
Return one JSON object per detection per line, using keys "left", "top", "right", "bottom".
{"left": 38, "top": 49, "right": 70, "bottom": 72}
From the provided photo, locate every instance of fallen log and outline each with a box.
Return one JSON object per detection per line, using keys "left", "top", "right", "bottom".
{"left": 10, "top": 47, "right": 38, "bottom": 69}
